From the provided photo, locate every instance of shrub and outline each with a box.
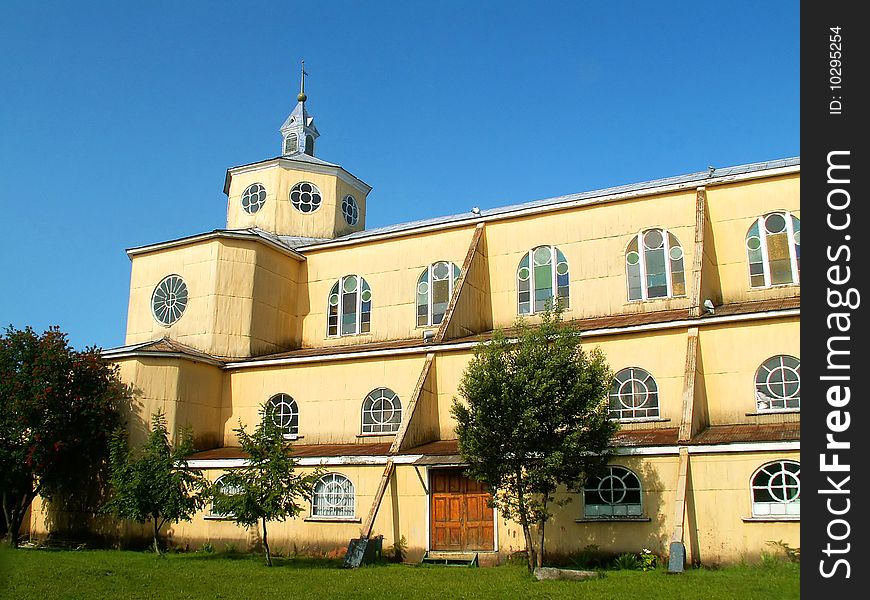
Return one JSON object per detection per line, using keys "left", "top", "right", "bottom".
{"left": 613, "top": 552, "right": 641, "bottom": 571}
{"left": 569, "top": 544, "right": 609, "bottom": 570}
{"left": 640, "top": 548, "right": 657, "bottom": 571}
{"left": 222, "top": 543, "right": 239, "bottom": 555}
{"left": 197, "top": 542, "right": 215, "bottom": 555}
{"left": 767, "top": 540, "right": 800, "bottom": 563}
{"left": 387, "top": 536, "right": 407, "bottom": 563}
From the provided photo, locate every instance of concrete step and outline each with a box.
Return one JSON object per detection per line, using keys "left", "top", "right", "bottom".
{"left": 422, "top": 551, "right": 478, "bottom": 566}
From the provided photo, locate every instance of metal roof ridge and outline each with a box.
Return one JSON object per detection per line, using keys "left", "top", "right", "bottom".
{"left": 304, "top": 156, "right": 800, "bottom": 248}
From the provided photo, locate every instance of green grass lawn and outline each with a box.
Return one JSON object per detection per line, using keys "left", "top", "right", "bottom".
{"left": 0, "top": 548, "right": 799, "bottom": 600}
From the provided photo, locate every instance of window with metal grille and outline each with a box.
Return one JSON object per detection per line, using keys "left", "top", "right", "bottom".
{"left": 583, "top": 466, "right": 643, "bottom": 518}
{"left": 751, "top": 460, "right": 800, "bottom": 518}
{"left": 312, "top": 473, "right": 355, "bottom": 518}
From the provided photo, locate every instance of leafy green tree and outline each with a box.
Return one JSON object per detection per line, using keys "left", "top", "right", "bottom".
{"left": 0, "top": 325, "right": 126, "bottom": 548}
{"left": 104, "top": 411, "right": 209, "bottom": 554}
{"left": 211, "top": 405, "right": 322, "bottom": 566}
{"left": 452, "top": 304, "right": 617, "bottom": 571}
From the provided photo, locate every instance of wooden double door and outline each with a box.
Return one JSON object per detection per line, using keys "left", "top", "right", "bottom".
{"left": 430, "top": 469, "right": 494, "bottom": 551}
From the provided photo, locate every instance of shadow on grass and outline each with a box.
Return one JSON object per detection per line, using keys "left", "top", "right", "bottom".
{"left": 183, "top": 553, "right": 346, "bottom": 569}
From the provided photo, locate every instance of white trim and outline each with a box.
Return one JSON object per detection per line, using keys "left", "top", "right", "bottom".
{"left": 663, "top": 232, "right": 675, "bottom": 297}
{"left": 188, "top": 441, "right": 799, "bottom": 469}
{"left": 636, "top": 234, "right": 648, "bottom": 299}
{"left": 612, "top": 446, "right": 680, "bottom": 456}
{"left": 299, "top": 165, "right": 800, "bottom": 252}
{"left": 492, "top": 505, "right": 499, "bottom": 552}
{"left": 758, "top": 216, "right": 772, "bottom": 286}
{"left": 126, "top": 230, "right": 306, "bottom": 261}
{"left": 304, "top": 516, "right": 362, "bottom": 523}
{"left": 224, "top": 308, "right": 800, "bottom": 370}
{"left": 612, "top": 440, "right": 800, "bottom": 456}
{"left": 689, "top": 441, "right": 800, "bottom": 454}
{"left": 189, "top": 458, "right": 249, "bottom": 468}
{"left": 425, "top": 466, "right": 430, "bottom": 552}
{"left": 187, "top": 454, "right": 423, "bottom": 469}
{"left": 785, "top": 213, "right": 800, "bottom": 285}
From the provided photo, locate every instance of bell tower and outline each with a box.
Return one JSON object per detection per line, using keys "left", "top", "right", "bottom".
{"left": 224, "top": 62, "right": 370, "bottom": 239}
{"left": 280, "top": 61, "right": 320, "bottom": 156}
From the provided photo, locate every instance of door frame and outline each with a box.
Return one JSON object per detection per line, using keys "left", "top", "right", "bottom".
{"left": 425, "top": 465, "right": 498, "bottom": 552}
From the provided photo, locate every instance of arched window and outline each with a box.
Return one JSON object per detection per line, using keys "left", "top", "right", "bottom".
{"left": 209, "top": 475, "right": 242, "bottom": 518}
{"left": 312, "top": 473, "right": 355, "bottom": 518}
{"left": 267, "top": 393, "right": 298, "bottom": 437}
{"left": 583, "top": 466, "right": 643, "bottom": 518}
{"left": 517, "top": 245, "right": 570, "bottom": 314}
{"left": 746, "top": 212, "right": 800, "bottom": 288}
{"left": 361, "top": 388, "right": 402, "bottom": 434}
{"left": 755, "top": 355, "right": 800, "bottom": 412}
{"left": 284, "top": 133, "right": 298, "bottom": 154}
{"left": 751, "top": 460, "right": 800, "bottom": 517}
{"left": 304, "top": 135, "right": 315, "bottom": 156}
{"left": 328, "top": 275, "right": 372, "bottom": 336}
{"left": 416, "top": 261, "right": 461, "bottom": 327}
{"left": 626, "top": 229, "right": 685, "bottom": 301}
{"left": 609, "top": 367, "right": 659, "bottom": 420}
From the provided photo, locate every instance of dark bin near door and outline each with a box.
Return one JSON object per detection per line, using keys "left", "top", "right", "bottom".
{"left": 343, "top": 535, "right": 383, "bottom": 568}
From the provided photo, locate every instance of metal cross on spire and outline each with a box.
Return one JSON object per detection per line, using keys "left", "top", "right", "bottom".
{"left": 298, "top": 60, "right": 308, "bottom": 102}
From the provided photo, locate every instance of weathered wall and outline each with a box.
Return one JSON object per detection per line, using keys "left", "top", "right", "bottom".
{"left": 125, "top": 239, "right": 302, "bottom": 357}
{"left": 688, "top": 450, "right": 801, "bottom": 565}
{"left": 222, "top": 354, "right": 429, "bottom": 445}
{"left": 116, "top": 356, "right": 224, "bottom": 449}
{"left": 297, "top": 227, "right": 475, "bottom": 347}
{"left": 705, "top": 174, "right": 800, "bottom": 305}
{"left": 699, "top": 317, "right": 800, "bottom": 425}
{"left": 225, "top": 163, "right": 368, "bottom": 239}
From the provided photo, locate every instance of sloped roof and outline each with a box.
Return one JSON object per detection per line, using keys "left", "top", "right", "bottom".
{"left": 691, "top": 423, "right": 800, "bottom": 445}
{"left": 126, "top": 228, "right": 307, "bottom": 260}
{"left": 298, "top": 157, "right": 800, "bottom": 248}
{"left": 102, "top": 337, "right": 226, "bottom": 366}
{"left": 184, "top": 422, "right": 799, "bottom": 464}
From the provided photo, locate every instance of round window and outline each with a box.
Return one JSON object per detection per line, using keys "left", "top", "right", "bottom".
{"left": 241, "top": 183, "right": 267, "bottom": 214}
{"left": 151, "top": 275, "right": 188, "bottom": 326}
{"left": 342, "top": 195, "right": 360, "bottom": 226}
{"left": 643, "top": 229, "right": 664, "bottom": 250}
{"left": 290, "top": 182, "right": 322, "bottom": 213}
{"left": 765, "top": 213, "right": 787, "bottom": 234}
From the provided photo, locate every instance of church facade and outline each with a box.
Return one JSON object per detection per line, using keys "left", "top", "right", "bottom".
{"left": 32, "top": 82, "right": 800, "bottom": 565}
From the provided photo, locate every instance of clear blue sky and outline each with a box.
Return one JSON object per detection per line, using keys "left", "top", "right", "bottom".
{"left": 0, "top": 1, "right": 799, "bottom": 350}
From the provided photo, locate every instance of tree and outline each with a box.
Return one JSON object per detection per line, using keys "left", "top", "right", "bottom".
{"left": 451, "top": 305, "right": 617, "bottom": 571}
{"left": 0, "top": 325, "right": 126, "bottom": 548}
{"left": 104, "top": 411, "right": 209, "bottom": 554}
{"left": 211, "top": 405, "right": 322, "bottom": 566}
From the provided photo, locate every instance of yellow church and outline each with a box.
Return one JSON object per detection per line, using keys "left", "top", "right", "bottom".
{"left": 33, "top": 78, "right": 800, "bottom": 566}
